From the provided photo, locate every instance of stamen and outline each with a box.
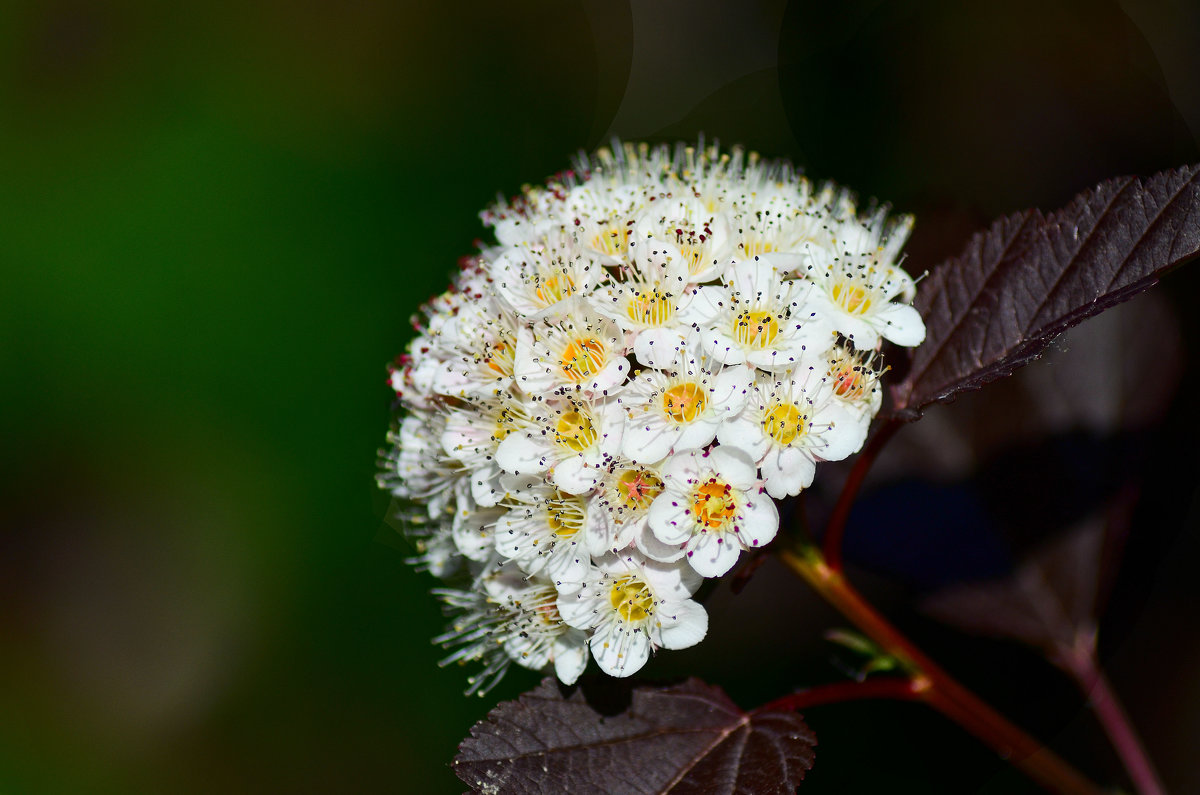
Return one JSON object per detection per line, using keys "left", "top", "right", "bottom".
{"left": 592, "top": 224, "right": 631, "bottom": 257}
{"left": 762, "top": 403, "right": 805, "bottom": 445}
{"left": 546, "top": 494, "right": 586, "bottom": 538}
{"left": 484, "top": 340, "right": 513, "bottom": 375}
{"left": 691, "top": 479, "right": 736, "bottom": 530}
{"left": 555, "top": 409, "right": 598, "bottom": 452}
{"left": 626, "top": 288, "right": 675, "bottom": 326}
{"left": 661, "top": 382, "right": 707, "bottom": 423}
{"left": 535, "top": 273, "right": 575, "bottom": 305}
{"left": 614, "top": 468, "right": 663, "bottom": 511}
{"left": 734, "top": 309, "right": 781, "bottom": 347}
{"left": 831, "top": 280, "right": 872, "bottom": 314}
{"left": 609, "top": 576, "right": 654, "bottom": 622}
{"left": 560, "top": 338, "right": 607, "bottom": 381}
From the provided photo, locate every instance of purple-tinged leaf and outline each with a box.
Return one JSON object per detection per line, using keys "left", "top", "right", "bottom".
{"left": 453, "top": 677, "right": 816, "bottom": 794}
{"left": 892, "top": 164, "right": 1200, "bottom": 417}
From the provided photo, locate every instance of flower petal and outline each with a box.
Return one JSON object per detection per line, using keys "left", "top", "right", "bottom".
{"left": 647, "top": 492, "right": 695, "bottom": 545}
{"left": 875, "top": 302, "right": 926, "bottom": 347}
{"left": 736, "top": 491, "right": 780, "bottom": 548}
{"left": 686, "top": 530, "right": 742, "bottom": 577}
{"left": 590, "top": 623, "right": 651, "bottom": 677}
{"left": 656, "top": 599, "right": 708, "bottom": 650}
{"left": 633, "top": 327, "right": 687, "bottom": 369}
{"left": 495, "top": 433, "right": 550, "bottom": 475}
{"left": 552, "top": 632, "right": 589, "bottom": 685}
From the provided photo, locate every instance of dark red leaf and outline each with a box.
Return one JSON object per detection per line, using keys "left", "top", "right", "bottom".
{"left": 453, "top": 677, "right": 816, "bottom": 794}
{"left": 892, "top": 163, "right": 1200, "bottom": 417}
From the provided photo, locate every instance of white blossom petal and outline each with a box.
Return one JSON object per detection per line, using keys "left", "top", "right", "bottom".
{"left": 656, "top": 600, "right": 708, "bottom": 650}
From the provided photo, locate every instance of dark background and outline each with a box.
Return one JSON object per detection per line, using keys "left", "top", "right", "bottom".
{"left": 2, "top": 1, "right": 1198, "bottom": 792}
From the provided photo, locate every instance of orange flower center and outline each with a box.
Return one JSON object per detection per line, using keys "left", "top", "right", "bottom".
{"left": 691, "top": 479, "right": 736, "bottom": 530}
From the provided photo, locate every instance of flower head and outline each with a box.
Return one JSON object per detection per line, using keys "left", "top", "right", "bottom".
{"left": 380, "top": 140, "right": 925, "bottom": 692}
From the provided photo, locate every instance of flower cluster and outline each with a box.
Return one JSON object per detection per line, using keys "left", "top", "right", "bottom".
{"left": 379, "top": 141, "right": 924, "bottom": 694}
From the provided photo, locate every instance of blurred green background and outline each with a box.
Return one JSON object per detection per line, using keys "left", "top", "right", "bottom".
{"left": 2, "top": 1, "right": 1198, "bottom": 792}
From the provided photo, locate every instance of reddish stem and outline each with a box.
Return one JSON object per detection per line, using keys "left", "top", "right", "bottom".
{"left": 1056, "top": 643, "right": 1166, "bottom": 795}
{"left": 822, "top": 416, "right": 902, "bottom": 571}
{"left": 779, "top": 548, "right": 1102, "bottom": 795}
{"left": 758, "top": 676, "right": 926, "bottom": 714}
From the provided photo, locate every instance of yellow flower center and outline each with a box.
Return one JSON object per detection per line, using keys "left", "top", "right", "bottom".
{"left": 762, "top": 403, "right": 805, "bottom": 446}
{"left": 735, "top": 310, "right": 780, "bottom": 347}
{"left": 609, "top": 576, "right": 654, "bottom": 622}
{"left": 546, "top": 495, "right": 585, "bottom": 538}
{"left": 680, "top": 243, "right": 705, "bottom": 275}
{"left": 831, "top": 281, "right": 871, "bottom": 314}
{"left": 740, "top": 240, "right": 775, "bottom": 259}
{"left": 661, "top": 382, "right": 707, "bottom": 423}
{"left": 614, "top": 468, "right": 663, "bottom": 511}
{"left": 626, "top": 289, "right": 674, "bottom": 326}
{"left": 492, "top": 405, "right": 520, "bottom": 442}
{"left": 592, "top": 225, "right": 631, "bottom": 257}
{"left": 691, "top": 479, "right": 736, "bottom": 531}
{"left": 483, "top": 340, "right": 513, "bottom": 375}
{"left": 555, "top": 409, "right": 598, "bottom": 452}
{"left": 560, "top": 338, "right": 606, "bottom": 381}
{"left": 535, "top": 274, "right": 575, "bottom": 305}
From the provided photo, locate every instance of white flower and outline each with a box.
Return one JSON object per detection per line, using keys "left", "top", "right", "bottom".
{"left": 804, "top": 214, "right": 924, "bottom": 348}
{"left": 494, "top": 396, "right": 624, "bottom": 494}
{"left": 718, "top": 366, "right": 869, "bottom": 499}
{"left": 825, "top": 342, "right": 885, "bottom": 419}
{"left": 729, "top": 182, "right": 832, "bottom": 262}
{"left": 631, "top": 197, "right": 733, "bottom": 284}
{"left": 427, "top": 295, "right": 522, "bottom": 398}
{"left": 595, "top": 245, "right": 695, "bottom": 369}
{"left": 450, "top": 504, "right": 504, "bottom": 563}
{"left": 382, "top": 411, "right": 463, "bottom": 518}
{"left": 382, "top": 139, "right": 925, "bottom": 690}
{"left": 491, "top": 229, "right": 605, "bottom": 319}
{"left": 513, "top": 310, "right": 629, "bottom": 397}
{"left": 435, "top": 568, "right": 589, "bottom": 694}
{"left": 440, "top": 393, "right": 534, "bottom": 507}
{"left": 584, "top": 457, "right": 669, "bottom": 557}
{"left": 494, "top": 486, "right": 592, "bottom": 589}
{"left": 619, "top": 344, "right": 752, "bottom": 464}
{"left": 683, "top": 255, "right": 833, "bottom": 370}
{"left": 557, "top": 551, "right": 707, "bottom": 677}
{"left": 646, "top": 447, "right": 779, "bottom": 576}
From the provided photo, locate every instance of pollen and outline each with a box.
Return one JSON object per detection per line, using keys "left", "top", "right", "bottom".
{"left": 661, "top": 382, "right": 707, "bottom": 423}
{"left": 691, "top": 479, "right": 737, "bottom": 530}
{"left": 734, "top": 309, "right": 781, "bottom": 347}
{"left": 609, "top": 576, "right": 654, "bottom": 622}
{"left": 762, "top": 403, "right": 805, "bottom": 445}
{"left": 560, "top": 338, "right": 606, "bottom": 381}
{"left": 614, "top": 468, "right": 663, "bottom": 511}
{"left": 555, "top": 409, "right": 598, "bottom": 452}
